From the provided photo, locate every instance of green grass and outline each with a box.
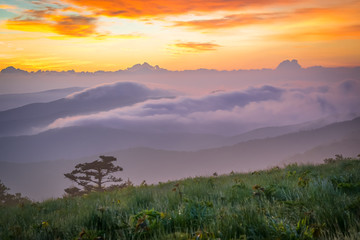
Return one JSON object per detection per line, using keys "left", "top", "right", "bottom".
{"left": 1, "top": 157, "right": 360, "bottom": 239}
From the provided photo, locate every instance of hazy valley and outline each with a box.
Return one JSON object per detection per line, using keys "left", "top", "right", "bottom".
{"left": 0, "top": 61, "right": 359, "bottom": 201}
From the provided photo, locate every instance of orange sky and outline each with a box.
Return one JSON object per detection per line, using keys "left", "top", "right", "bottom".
{"left": 0, "top": 0, "right": 359, "bottom": 71}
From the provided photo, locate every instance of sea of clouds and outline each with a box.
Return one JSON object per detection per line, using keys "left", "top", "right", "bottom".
{"left": 38, "top": 79, "right": 360, "bottom": 136}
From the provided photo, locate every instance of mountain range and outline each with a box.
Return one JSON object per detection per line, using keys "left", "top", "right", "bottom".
{"left": 0, "top": 117, "right": 359, "bottom": 200}
{"left": 0, "top": 59, "right": 359, "bottom": 200}
{"left": 1, "top": 60, "right": 360, "bottom": 95}
{"left": 0, "top": 117, "right": 347, "bottom": 163}
{"left": 0, "top": 82, "right": 173, "bottom": 136}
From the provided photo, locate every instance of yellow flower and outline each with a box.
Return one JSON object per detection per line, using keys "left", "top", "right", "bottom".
{"left": 41, "top": 221, "right": 49, "bottom": 228}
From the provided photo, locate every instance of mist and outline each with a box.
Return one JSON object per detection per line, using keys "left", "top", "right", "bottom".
{"left": 0, "top": 60, "right": 360, "bottom": 200}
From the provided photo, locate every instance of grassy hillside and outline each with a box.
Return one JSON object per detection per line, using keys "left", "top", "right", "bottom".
{"left": 1, "top": 156, "right": 360, "bottom": 240}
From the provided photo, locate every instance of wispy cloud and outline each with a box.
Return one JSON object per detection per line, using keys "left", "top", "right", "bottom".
{"left": 172, "top": 6, "right": 360, "bottom": 32}
{"left": 269, "top": 24, "right": 360, "bottom": 42}
{"left": 0, "top": 4, "right": 18, "bottom": 10}
{"left": 170, "top": 41, "right": 221, "bottom": 53}
{"left": 174, "top": 12, "right": 287, "bottom": 30}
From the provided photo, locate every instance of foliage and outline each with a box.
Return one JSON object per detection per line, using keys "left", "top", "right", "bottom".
{"left": 0, "top": 180, "right": 30, "bottom": 206}
{"left": 64, "top": 155, "right": 127, "bottom": 196}
{"left": 323, "top": 154, "right": 355, "bottom": 164}
{"left": 1, "top": 156, "right": 360, "bottom": 239}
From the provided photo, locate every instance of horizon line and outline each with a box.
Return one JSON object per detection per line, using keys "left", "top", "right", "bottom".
{"left": 1, "top": 60, "right": 360, "bottom": 74}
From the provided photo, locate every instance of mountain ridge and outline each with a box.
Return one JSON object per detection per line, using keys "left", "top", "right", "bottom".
{"left": 0, "top": 82, "right": 173, "bottom": 136}
{"left": 2, "top": 60, "right": 360, "bottom": 74}
{"left": 0, "top": 116, "right": 355, "bottom": 163}
{"left": 1, "top": 117, "right": 359, "bottom": 200}
{"left": 0, "top": 87, "right": 84, "bottom": 111}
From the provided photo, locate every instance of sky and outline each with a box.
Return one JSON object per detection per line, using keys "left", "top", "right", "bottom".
{"left": 0, "top": 0, "right": 359, "bottom": 71}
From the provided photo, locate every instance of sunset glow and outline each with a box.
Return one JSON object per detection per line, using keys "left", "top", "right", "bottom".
{"left": 0, "top": 0, "right": 359, "bottom": 71}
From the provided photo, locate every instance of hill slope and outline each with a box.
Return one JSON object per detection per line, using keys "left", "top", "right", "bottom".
{"left": 0, "top": 87, "right": 84, "bottom": 111}
{"left": 1, "top": 158, "right": 360, "bottom": 240}
{"left": 284, "top": 137, "right": 360, "bottom": 164}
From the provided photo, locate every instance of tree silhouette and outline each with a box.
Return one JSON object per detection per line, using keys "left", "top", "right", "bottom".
{"left": 0, "top": 180, "right": 30, "bottom": 205}
{"left": 0, "top": 181, "right": 9, "bottom": 204}
{"left": 64, "top": 155, "right": 126, "bottom": 196}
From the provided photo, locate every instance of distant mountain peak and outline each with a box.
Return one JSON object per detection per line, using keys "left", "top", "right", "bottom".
{"left": 1, "top": 66, "right": 28, "bottom": 74}
{"left": 276, "top": 59, "right": 302, "bottom": 70}
{"left": 126, "top": 62, "right": 166, "bottom": 73}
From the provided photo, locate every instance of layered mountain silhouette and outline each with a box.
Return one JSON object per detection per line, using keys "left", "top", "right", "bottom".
{"left": 0, "top": 87, "right": 83, "bottom": 111}
{"left": 284, "top": 137, "right": 360, "bottom": 164}
{"left": 0, "top": 117, "right": 343, "bottom": 163}
{"left": 0, "top": 82, "right": 172, "bottom": 136}
{"left": 0, "top": 126, "right": 226, "bottom": 162}
{"left": 0, "top": 60, "right": 359, "bottom": 200}
{"left": 1, "top": 117, "right": 359, "bottom": 200}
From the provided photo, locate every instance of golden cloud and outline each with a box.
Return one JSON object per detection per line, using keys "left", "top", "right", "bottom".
{"left": 171, "top": 42, "right": 220, "bottom": 52}
{"left": 5, "top": 0, "right": 360, "bottom": 39}
{"left": 50, "top": 15, "right": 97, "bottom": 37}
{"left": 64, "top": 0, "right": 297, "bottom": 18}
{"left": 174, "top": 12, "right": 287, "bottom": 30}
{"left": 0, "top": 4, "right": 18, "bottom": 10}
{"left": 270, "top": 24, "right": 360, "bottom": 42}
{"left": 5, "top": 5, "right": 98, "bottom": 37}
{"left": 173, "top": 6, "right": 360, "bottom": 33}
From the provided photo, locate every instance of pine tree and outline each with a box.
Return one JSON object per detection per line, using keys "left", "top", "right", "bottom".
{"left": 64, "top": 155, "right": 126, "bottom": 196}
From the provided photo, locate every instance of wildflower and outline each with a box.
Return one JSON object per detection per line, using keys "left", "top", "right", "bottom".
{"left": 41, "top": 221, "right": 49, "bottom": 228}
